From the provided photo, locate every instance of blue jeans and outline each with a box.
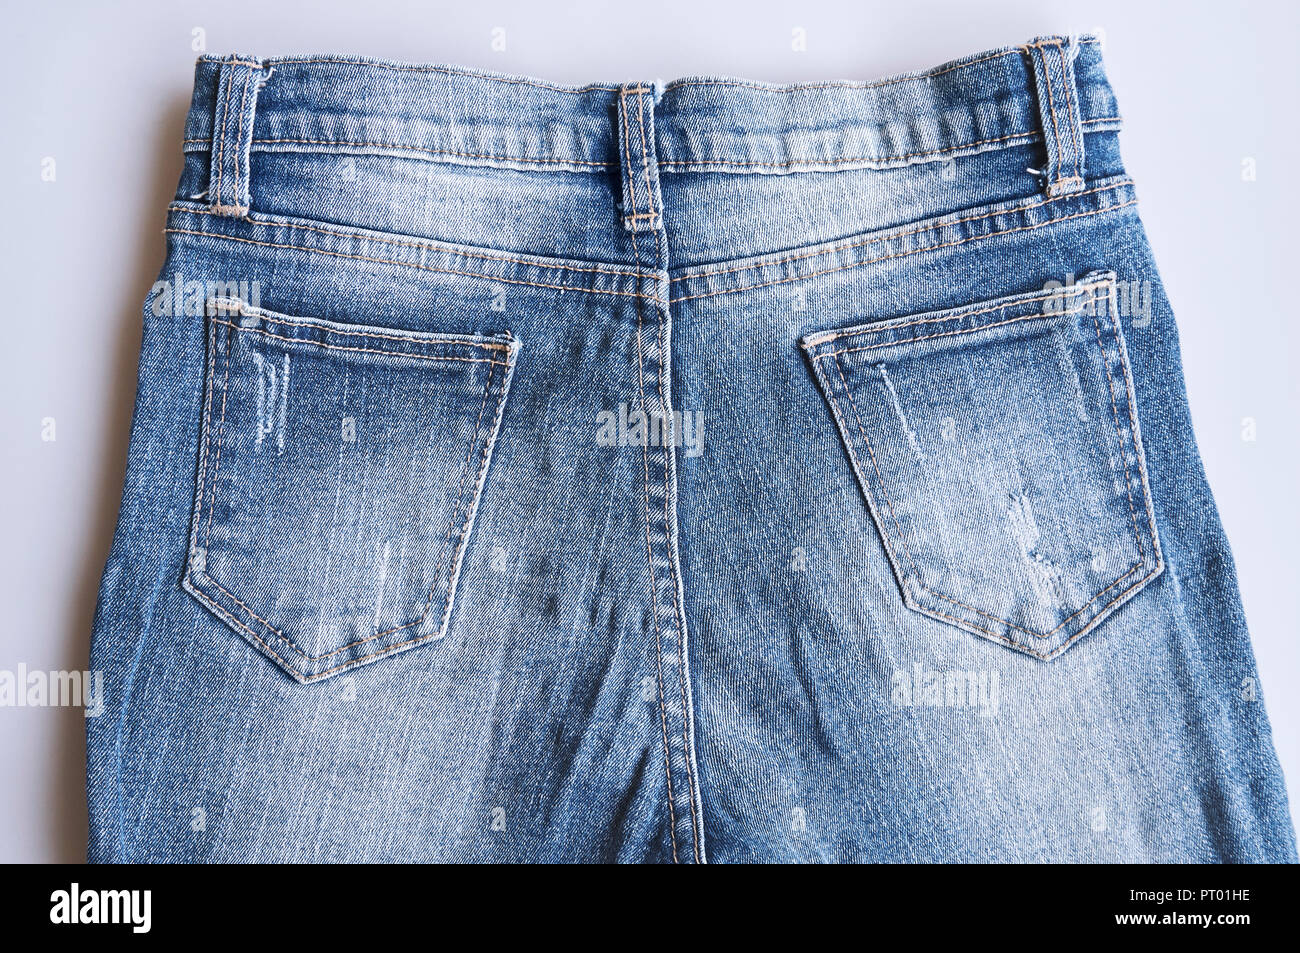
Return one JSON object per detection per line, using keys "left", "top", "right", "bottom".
{"left": 88, "top": 34, "right": 1296, "bottom": 862}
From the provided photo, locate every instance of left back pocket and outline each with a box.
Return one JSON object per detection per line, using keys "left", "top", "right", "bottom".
{"left": 183, "top": 296, "right": 519, "bottom": 683}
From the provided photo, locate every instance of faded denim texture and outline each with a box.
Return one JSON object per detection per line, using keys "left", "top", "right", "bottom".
{"left": 87, "top": 34, "right": 1297, "bottom": 862}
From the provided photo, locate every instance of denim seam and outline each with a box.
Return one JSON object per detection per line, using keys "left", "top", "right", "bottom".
{"left": 176, "top": 207, "right": 651, "bottom": 279}
{"left": 1056, "top": 40, "right": 1084, "bottom": 183}
{"left": 187, "top": 585, "right": 465, "bottom": 682}
{"left": 814, "top": 283, "right": 1100, "bottom": 350}
{"left": 217, "top": 138, "right": 615, "bottom": 168}
{"left": 624, "top": 177, "right": 681, "bottom": 864}
{"left": 670, "top": 180, "right": 1129, "bottom": 285}
{"left": 203, "top": 320, "right": 234, "bottom": 548}
{"left": 207, "top": 301, "right": 514, "bottom": 350}
{"left": 658, "top": 130, "right": 1039, "bottom": 169}
{"left": 635, "top": 80, "right": 702, "bottom": 861}
{"left": 921, "top": 566, "right": 1162, "bottom": 660}
{"left": 633, "top": 87, "right": 659, "bottom": 227}
{"left": 162, "top": 227, "right": 664, "bottom": 304}
{"left": 232, "top": 67, "right": 254, "bottom": 212}
{"left": 1029, "top": 41, "right": 1066, "bottom": 193}
{"left": 1107, "top": 299, "right": 1163, "bottom": 561}
{"left": 671, "top": 197, "right": 1139, "bottom": 304}
{"left": 1089, "top": 299, "right": 1147, "bottom": 564}
{"left": 211, "top": 318, "right": 512, "bottom": 365}
{"left": 212, "top": 56, "right": 233, "bottom": 210}
{"left": 822, "top": 298, "right": 1097, "bottom": 356}
{"left": 179, "top": 124, "right": 1113, "bottom": 171}
{"left": 188, "top": 315, "right": 505, "bottom": 669}
{"left": 814, "top": 283, "right": 1157, "bottom": 645}
{"left": 619, "top": 88, "right": 644, "bottom": 229}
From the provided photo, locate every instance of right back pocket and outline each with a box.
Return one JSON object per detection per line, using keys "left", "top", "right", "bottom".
{"left": 183, "top": 296, "right": 519, "bottom": 683}
{"left": 801, "top": 271, "right": 1162, "bottom": 660}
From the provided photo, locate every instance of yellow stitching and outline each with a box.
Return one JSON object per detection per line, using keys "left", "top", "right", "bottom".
{"left": 659, "top": 130, "right": 1038, "bottom": 169}
{"left": 163, "top": 228, "right": 664, "bottom": 304}
{"left": 178, "top": 118, "right": 1122, "bottom": 173}
{"left": 640, "top": 309, "right": 683, "bottom": 864}
{"left": 623, "top": 181, "right": 681, "bottom": 864}
{"left": 1055, "top": 40, "right": 1083, "bottom": 183}
{"left": 930, "top": 561, "right": 1164, "bottom": 657}
{"left": 670, "top": 181, "right": 1130, "bottom": 284}
{"left": 808, "top": 283, "right": 1107, "bottom": 349}
{"left": 926, "top": 563, "right": 1144, "bottom": 638}
{"left": 244, "top": 137, "right": 612, "bottom": 168}
{"left": 641, "top": 115, "right": 703, "bottom": 855}
{"left": 203, "top": 325, "right": 233, "bottom": 546}
{"left": 670, "top": 198, "right": 1138, "bottom": 304}
{"left": 212, "top": 318, "right": 513, "bottom": 365}
{"left": 303, "top": 630, "right": 440, "bottom": 681}
{"left": 634, "top": 87, "right": 657, "bottom": 221}
{"left": 820, "top": 301, "right": 1088, "bottom": 356}
{"left": 175, "top": 206, "right": 649, "bottom": 278}
{"left": 1031, "top": 42, "right": 1066, "bottom": 188}
{"left": 209, "top": 299, "right": 512, "bottom": 351}
{"left": 916, "top": 564, "right": 1161, "bottom": 660}
{"left": 1107, "top": 298, "right": 1163, "bottom": 559}
{"left": 828, "top": 351, "right": 1138, "bottom": 641}
{"left": 192, "top": 585, "right": 445, "bottom": 683}
{"left": 213, "top": 58, "right": 234, "bottom": 207}
{"left": 188, "top": 317, "right": 219, "bottom": 562}
{"left": 619, "top": 89, "right": 643, "bottom": 224}
{"left": 233, "top": 67, "right": 253, "bottom": 210}
{"left": 1089, "top": 302, "right": 1147, "bottom": 563}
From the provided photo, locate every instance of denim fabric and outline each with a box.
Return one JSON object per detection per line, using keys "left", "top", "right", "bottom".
{"left": 87, "top": 34, "right": 1297, "bottom": 862}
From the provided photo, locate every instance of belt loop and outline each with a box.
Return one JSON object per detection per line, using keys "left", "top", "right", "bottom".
{"left": 616, "top": 82, "right": 664, "bottom": 232}
{"left": 208, "top": 54, "right": 272, "bottom": 216}
{"left": 1024, "top": 35, "right": 1086, "bottom": 197}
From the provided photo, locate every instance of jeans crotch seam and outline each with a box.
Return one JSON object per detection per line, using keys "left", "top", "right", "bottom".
{"left": 626, "top": 217, "right": 682, "bottom": 864}
{"left": 648, "top": 226, "right": 704, "bottom": 863}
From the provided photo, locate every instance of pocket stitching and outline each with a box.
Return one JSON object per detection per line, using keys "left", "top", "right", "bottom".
{"left": 813, "top": 278, "right": 1111, "bottom": 353}
{"left": 189, "top": 310, "right": 507, "bottom": 669}
{"left": 813, "top": 279, "right": 1159, "bottom": 646}
{"left": 1087, "top": 290, "right": 1147, "bottom": 566}
{"left": 212, "top": 318, "right": 512, "bottom": 366}
{"left": 208, "top": 297, "right": 515, "bottom": 353}
{"left": 203, "top": 318, "right": 235, "bottom": 549}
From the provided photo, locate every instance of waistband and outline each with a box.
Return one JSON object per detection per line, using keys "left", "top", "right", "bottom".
{"left": 182, "top": 35, "right": 1121, "bottom": 178}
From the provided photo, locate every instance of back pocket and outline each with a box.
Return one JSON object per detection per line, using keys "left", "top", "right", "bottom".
{"left": 183, "top": 296, "right": 519, "bottom": 683}
{"left": 802, "top": 271, "right": 1161, "bottom": 660}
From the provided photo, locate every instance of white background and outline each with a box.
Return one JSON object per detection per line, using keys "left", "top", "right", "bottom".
{"left": 1, "top": 0, "right": 1295, "bottom": 861}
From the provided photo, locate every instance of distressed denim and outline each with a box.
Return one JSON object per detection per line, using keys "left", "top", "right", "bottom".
{"left": 87, "top": 34, "right": 1297, "bottom": 862}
